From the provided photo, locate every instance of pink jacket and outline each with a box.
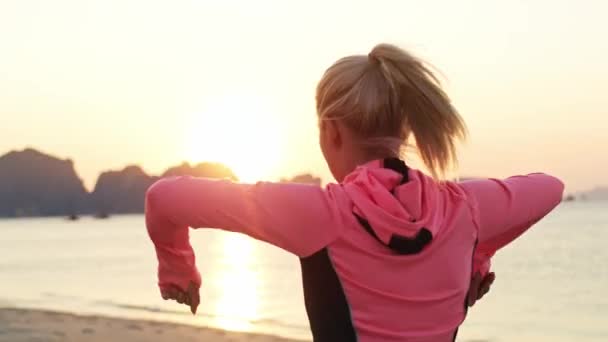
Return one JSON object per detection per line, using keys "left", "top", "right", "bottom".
{"left": 145, "top": 159, "right": 564, "bottom": 341}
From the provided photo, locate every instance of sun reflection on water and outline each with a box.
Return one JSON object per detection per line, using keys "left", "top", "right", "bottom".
{"left": 213, "top": 232, "right": 260, "bottom": 332}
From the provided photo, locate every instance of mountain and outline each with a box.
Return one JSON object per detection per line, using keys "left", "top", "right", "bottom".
{"left": 162, "top": 162, "right": 238, "bottom": 180}
{"left": 281, "top": 173, "right": 322, "bottom": 186}
{"left": 0, "top": 148, "right": 88, "bottom": 217}
{"left": 90, "top": 165, "right": 158, "bottom": 214}
{"left": 0, "top": 149, "right": 239, "bottom": 217}
{"left": 90, "top": 162, "right": 238, "bottom": 215}
{"left": 578, "top": 187, "right": 608, "bottom": 201}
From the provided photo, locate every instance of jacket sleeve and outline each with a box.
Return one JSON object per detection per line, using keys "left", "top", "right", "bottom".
{"left": 460, "top": 173, "right": 564, "bottom": 274}
{"left": 145, "top": 176, "right": 343, "bottom": 292}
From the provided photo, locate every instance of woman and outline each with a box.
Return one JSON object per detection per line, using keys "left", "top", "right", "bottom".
{"left": 145, "top": 43, "right": 564, "bottom": 341}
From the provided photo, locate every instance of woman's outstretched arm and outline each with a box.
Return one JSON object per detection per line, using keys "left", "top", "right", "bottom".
{"left": 145, "top": 176, "right": 342, "bottom": 301}
{"left": 460, "top": 173, "right": 564, "bottom": 274}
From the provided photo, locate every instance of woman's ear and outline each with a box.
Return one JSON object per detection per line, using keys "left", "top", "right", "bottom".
{"left": 326, "top": 120, "right": 343, "bottom": 149}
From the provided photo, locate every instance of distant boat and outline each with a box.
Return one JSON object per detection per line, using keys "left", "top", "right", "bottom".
{"left": 67, "top": 214, "right": 79, "bottom": 221}
{"left": 95, "top": 212, "right": 110, "bottom": 219}
{"left": 563, "top": 194, "right": 576, "bottom": 202}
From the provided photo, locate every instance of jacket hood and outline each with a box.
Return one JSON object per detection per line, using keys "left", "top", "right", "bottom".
{"left": 342, "top": 159, "right": 444, "bottom": 250}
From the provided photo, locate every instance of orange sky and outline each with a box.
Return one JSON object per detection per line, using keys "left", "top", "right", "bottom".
{"left": 1, "top": 0, "right": 606, "bottom": 192}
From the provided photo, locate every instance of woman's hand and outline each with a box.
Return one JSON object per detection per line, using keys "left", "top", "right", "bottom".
{"left": 467, "top": 272, "right": 495, "bottom": 307}
{"left": 161, "top": 281, "right": 200, "bottom": 315}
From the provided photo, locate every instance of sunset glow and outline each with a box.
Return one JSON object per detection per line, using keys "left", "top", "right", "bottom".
{"left": 184, "top": 94, "right": 284, "bottom": 182}
{"left": 1, "top": 0, "right": 607, "bottom": 191}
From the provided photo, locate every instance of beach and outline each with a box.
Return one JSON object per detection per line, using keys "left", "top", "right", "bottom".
{"left": 0, "top": 308, "right": 301, "bottom": 342}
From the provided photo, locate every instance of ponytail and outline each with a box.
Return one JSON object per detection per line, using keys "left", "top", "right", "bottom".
{"left": 316, "top": 43, "right": 467, "bottom": 178}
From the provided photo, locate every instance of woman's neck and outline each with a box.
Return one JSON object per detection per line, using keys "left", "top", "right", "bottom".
{"left": 338, "top": 149, "right": 398, "bottom": 181}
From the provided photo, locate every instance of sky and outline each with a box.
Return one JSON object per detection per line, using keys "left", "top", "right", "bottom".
{"left": 1, "top": 0, "right": 606, "bottom": 192}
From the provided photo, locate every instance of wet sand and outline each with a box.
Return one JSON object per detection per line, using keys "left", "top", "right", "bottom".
{"left": 0, "top": 308, "right": 303, "bottom": 342}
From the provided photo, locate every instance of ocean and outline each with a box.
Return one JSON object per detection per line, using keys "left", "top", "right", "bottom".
{"left": 1, "top": 201, "right": 606, "bottom": 341}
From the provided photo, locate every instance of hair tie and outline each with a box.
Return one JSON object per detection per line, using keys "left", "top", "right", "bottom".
{"left": 368, "top": 52, "right": 380, "bottom": 65}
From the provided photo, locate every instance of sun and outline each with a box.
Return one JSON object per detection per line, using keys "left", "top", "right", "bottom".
{"left": 183, "top": 94, "right": 283, "bottom": 183}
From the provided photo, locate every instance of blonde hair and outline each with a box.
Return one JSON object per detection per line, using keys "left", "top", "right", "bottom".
{"left": 316, "top": 43, "right": 467, "bottom": 179}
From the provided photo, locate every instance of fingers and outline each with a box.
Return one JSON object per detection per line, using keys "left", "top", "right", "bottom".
{"left": 188, "top": 281, "right": 200, "bottom": 315}
{"left": 176, "top": 291, "right": 185, "bottom": 304}
{"left": 160, "top": 283, "right": 200, "bottom": 315}
{"left": 467, "top": 272, "right": 482, "bottom": 307}
{"left": 161, "top": 287, "right": 177, "bottom": 301}
{"left": 161, "top": 286, "right": 184, "bottom": 303}
{"left": 477, "top": 272, "right": 496, "bottom": 300}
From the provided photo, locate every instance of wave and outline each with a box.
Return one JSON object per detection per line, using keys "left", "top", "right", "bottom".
{"left": 42, "top": 292, "right": 81, "bottom": 300}
{"left": 38, "top": 292, "right": 309, "bottom": 332}
{"left": 94, "top": 300, "right": 310, "bottom": 332}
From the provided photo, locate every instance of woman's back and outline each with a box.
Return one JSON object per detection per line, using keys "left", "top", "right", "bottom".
{"left": 327, "top": 219, "right": 474, "bottom": 341}
{"left": 314, "top": 161, "right": 479, "bottom": 341}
